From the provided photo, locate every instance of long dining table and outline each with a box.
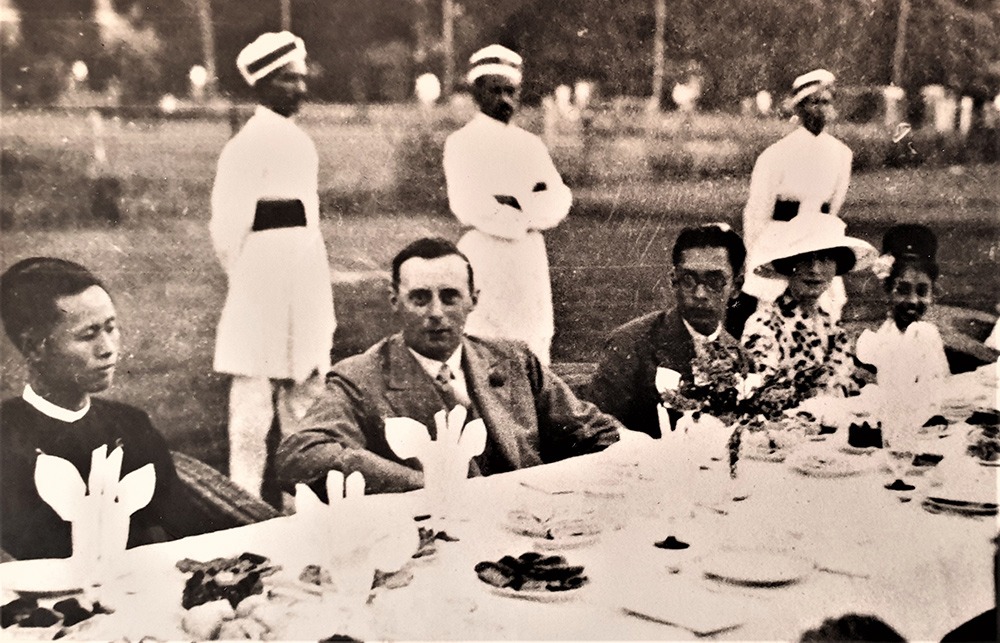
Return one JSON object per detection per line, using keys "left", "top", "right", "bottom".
{"left": 3, "top": 363, "right": 998, "bottom": 641}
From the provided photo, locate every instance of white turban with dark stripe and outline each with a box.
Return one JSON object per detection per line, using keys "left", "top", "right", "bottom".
{"left": 237, "top": 31, "right": 307, "bottom": 87}
{"left": 467, "top": 44, "right": 522, "bottom": 85}
{"left": 790, "top": 69, "right": 835, "bottom": 107}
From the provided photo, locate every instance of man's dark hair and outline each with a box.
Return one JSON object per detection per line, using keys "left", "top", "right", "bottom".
{"left": 391, "top": 237, "right": 475, "bottom": 293}
{"left": 671, "top": 223, "right": 747, "bottom": 275}
{"left": 0, "top": 257, "right": 106, "bottom": 354}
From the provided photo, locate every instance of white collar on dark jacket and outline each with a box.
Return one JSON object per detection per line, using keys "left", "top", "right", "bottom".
{"left": 23, "top": 384, "right": 90, "bottom": 423}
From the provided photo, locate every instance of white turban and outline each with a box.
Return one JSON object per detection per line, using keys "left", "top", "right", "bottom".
{"left": 467, "top": 44, "right": 523, "bottom": 85}
{"left": 790, "top": 69, "right": 836, "bottom": 107}
{"left": 236, "top": 31, "right": 306, "bottom": 87}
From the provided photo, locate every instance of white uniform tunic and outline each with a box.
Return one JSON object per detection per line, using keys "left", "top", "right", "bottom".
{"left": 443, "top": 112, "right": 571, "bottom": 364}
{"left": 210, "top": 106, "right": 335, "bottom": 382}
{"left": 856, "top": 319, "right": 949, "bottom": 387}
{"left": 743, "top": 126, "right": 852, "bottom": 315}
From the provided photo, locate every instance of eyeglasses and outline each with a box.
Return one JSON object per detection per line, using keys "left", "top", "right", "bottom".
{"left": 892, "top": 282, "right": 931, "bottom": 297}
{"left": 675, "top": 270, "right": 730, "bottom": 293}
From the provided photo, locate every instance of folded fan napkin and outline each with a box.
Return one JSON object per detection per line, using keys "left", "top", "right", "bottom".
{"left": 384, "top": 405, "right": 487, "bottom": 505}
{"left": 294, "top": 471, "right": 415, "bottom": 585}
{"left": 34, "top": 444, "right": 155, "bottom": 585}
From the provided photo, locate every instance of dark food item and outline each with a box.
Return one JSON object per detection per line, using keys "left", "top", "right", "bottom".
{"left": 320, "top": 635, "right": 363, "bottom": 642}
{"left": 412, "top": 527, "right": 460, "bottom": 559}
{"left": 1, "top": 597, "right": 110, "bottom": 631}
{"left": 52, "top": 598, "right": 109, "bottom": 627}
{"left": 177, "top": 552, "right": 280, "bottom": 610}
{"left": 654, "top": 536, "right": 690, "bottom": 550}
{"left": 912, "top": 453, "right": 944, "bottom": 467}
{"left": 885, "top": 479, "right": 915, "bottom": 491}
{"left": 475, "top": 552, "right": 588, "bottom": 593}
{"left": 848, "top": 421, "right": 883, "bottom": 449}
{"left": 966, "top": 409, "right": 1000, "bottom": 427}
{"left": 299, "top": 565, "right": 333, "bottom": 586}
{"left": 20, "top": 607, "right": 61, "bottom": 628}
{"left": 818, "top": 424, "right": 837, "bottom": 435}
{"left": 968, "top": 434, "right": 1000, "bottom": 462}
{"left": 1, "top": 597, "right": 38, "bottom": 628}
{"left": 922, "top": 415, "right": 949, "bottom": 428}
{"left": 372, "top": 568, "right": 414, "bottom": 590}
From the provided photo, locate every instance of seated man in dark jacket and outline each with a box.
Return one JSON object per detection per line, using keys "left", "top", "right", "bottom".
{"left": 277, "top": 237, "right": 622, "bottom": 494}
{"left": 586, "top": 223, "right": 753, "bottom": 437}
{"left": 0, "top": 258, "right": 182, "bottom": 559}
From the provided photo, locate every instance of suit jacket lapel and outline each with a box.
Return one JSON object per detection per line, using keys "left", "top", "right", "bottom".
{"left": 462, "top": 337, "right": 520, "bottom": 470}
{"left": 653, "top": 309, "right": 696, "bottom": 375}
{"left": 383, "top": 334, "right": 447, "bottom": 439}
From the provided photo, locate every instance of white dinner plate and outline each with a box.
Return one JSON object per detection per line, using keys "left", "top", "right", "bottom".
{"left": 839, "top": 444, "right": 879, "bottom": 456}
{"left": 484, "top": 582, "right": 586, "bottom": 602}
{"left": 922, "top": 498, "right": 998, "bottom": 517}
{"left": 0, "top": 558, "right": 83, "bottom": 598}
{"left": 699, "top": 550, "right": 813, "bottom": 587}
{"left": 787, "top": 452, "right": 872, "bottom": 478}
{"left": 533, "top": 532, "right": 601, "bottom": 551}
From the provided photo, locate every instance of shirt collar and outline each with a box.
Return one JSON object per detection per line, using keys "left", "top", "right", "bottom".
{"left": 255, "top": 105, "right": 293, "bottom": 122}
{"left": 22, "top": 384, "right": 90, "bottom": 423}
{"left": 408, "top": 345, "right": 464, "bottom": 379}
{"left": 681, "top": 319, "right": 721, "bottom": 343}
{"left": 472, "top": 111, "right": 510, "bottom": 130}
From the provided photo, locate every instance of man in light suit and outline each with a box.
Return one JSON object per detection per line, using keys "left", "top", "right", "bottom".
{"left": 586, "top": 224, "right": 752, "bottom": 438}
{"left": 276, "top": 238, "right": 621, "bottom": 494}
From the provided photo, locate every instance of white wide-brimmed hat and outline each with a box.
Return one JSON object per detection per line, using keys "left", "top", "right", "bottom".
{"left": 750, "top": 212, "right": 876, "bottom": 278}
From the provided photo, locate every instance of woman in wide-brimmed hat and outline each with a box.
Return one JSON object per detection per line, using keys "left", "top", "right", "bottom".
{"left": 741, "top": 212, "right": 876, "bottom": 404}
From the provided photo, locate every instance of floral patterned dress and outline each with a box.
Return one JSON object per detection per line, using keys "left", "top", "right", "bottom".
{"left": 741, "top": 290, "right": 859, "bottom": 403}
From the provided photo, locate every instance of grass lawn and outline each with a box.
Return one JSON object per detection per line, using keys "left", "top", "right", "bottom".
{"left": 2, "top": 108, "right": 997, "bottom": 473}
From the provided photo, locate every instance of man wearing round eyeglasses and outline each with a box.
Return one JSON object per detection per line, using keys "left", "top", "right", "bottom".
{"left": 586, "top": 224, "right": 752, "bottom": 437}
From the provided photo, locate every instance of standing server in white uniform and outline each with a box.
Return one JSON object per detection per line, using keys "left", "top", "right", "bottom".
{"left": 737, "top": 69, "right": 852, "bottom": 331}
{"left": 443, "top": 45, "right": 572, "bottom": 365}
{"left": 210, "top": 32, "right": 335, "bottom": 500}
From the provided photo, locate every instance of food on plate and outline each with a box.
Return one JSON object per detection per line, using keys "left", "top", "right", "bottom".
{"left": 848, "top": 420, "right": 883, "bottom": 449}
{"left": 413, "top": 526, "right": 460, "bottom": 559}
{"left": 911, "top": 453, "right": 944, "bottom": 468}
{"left": 475, "top": 552, "right": 588, "bottom": 593}
{"left": 1, "top": 595, "right": 112, "bottom": 637}
{"left": 966, "top": 408, "right": 1000, "bottom": 427}
{"left": 181, "top": 599, "right": 236, "bottom": 640}
{"left": 298, "top": 564, "right": 333, "bottom": 586}
{"left": 967, "top": 430, "right": 1000, "bottom": 462}
{"left": 177, "top": 552, "right": 280, "bottom": 610}
{"left": 180, "top": 590, "right": 294, "bottom": 641}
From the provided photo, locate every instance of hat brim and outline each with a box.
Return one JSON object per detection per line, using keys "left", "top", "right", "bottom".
{"left": 754, "top": 237, "right": 876, "bottom": 279}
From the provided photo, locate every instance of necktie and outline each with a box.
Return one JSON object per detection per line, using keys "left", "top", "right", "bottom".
{"left": 435, "top": 363, "right": 463, "bottom": 409}
{"left": 433, "top": 363, "right": 492, "bottom": 475}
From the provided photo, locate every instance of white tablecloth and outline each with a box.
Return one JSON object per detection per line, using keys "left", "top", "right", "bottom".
{"left": 4, "top": 363, "right": 998, "bottom": 641}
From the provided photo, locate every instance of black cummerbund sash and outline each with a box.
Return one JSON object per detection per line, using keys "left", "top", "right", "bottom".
{"left": 772, "top": 200, "right": 830, "bottom": 221}
{"left": 252, "top": 199, "right": 306, "bottom": 231}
